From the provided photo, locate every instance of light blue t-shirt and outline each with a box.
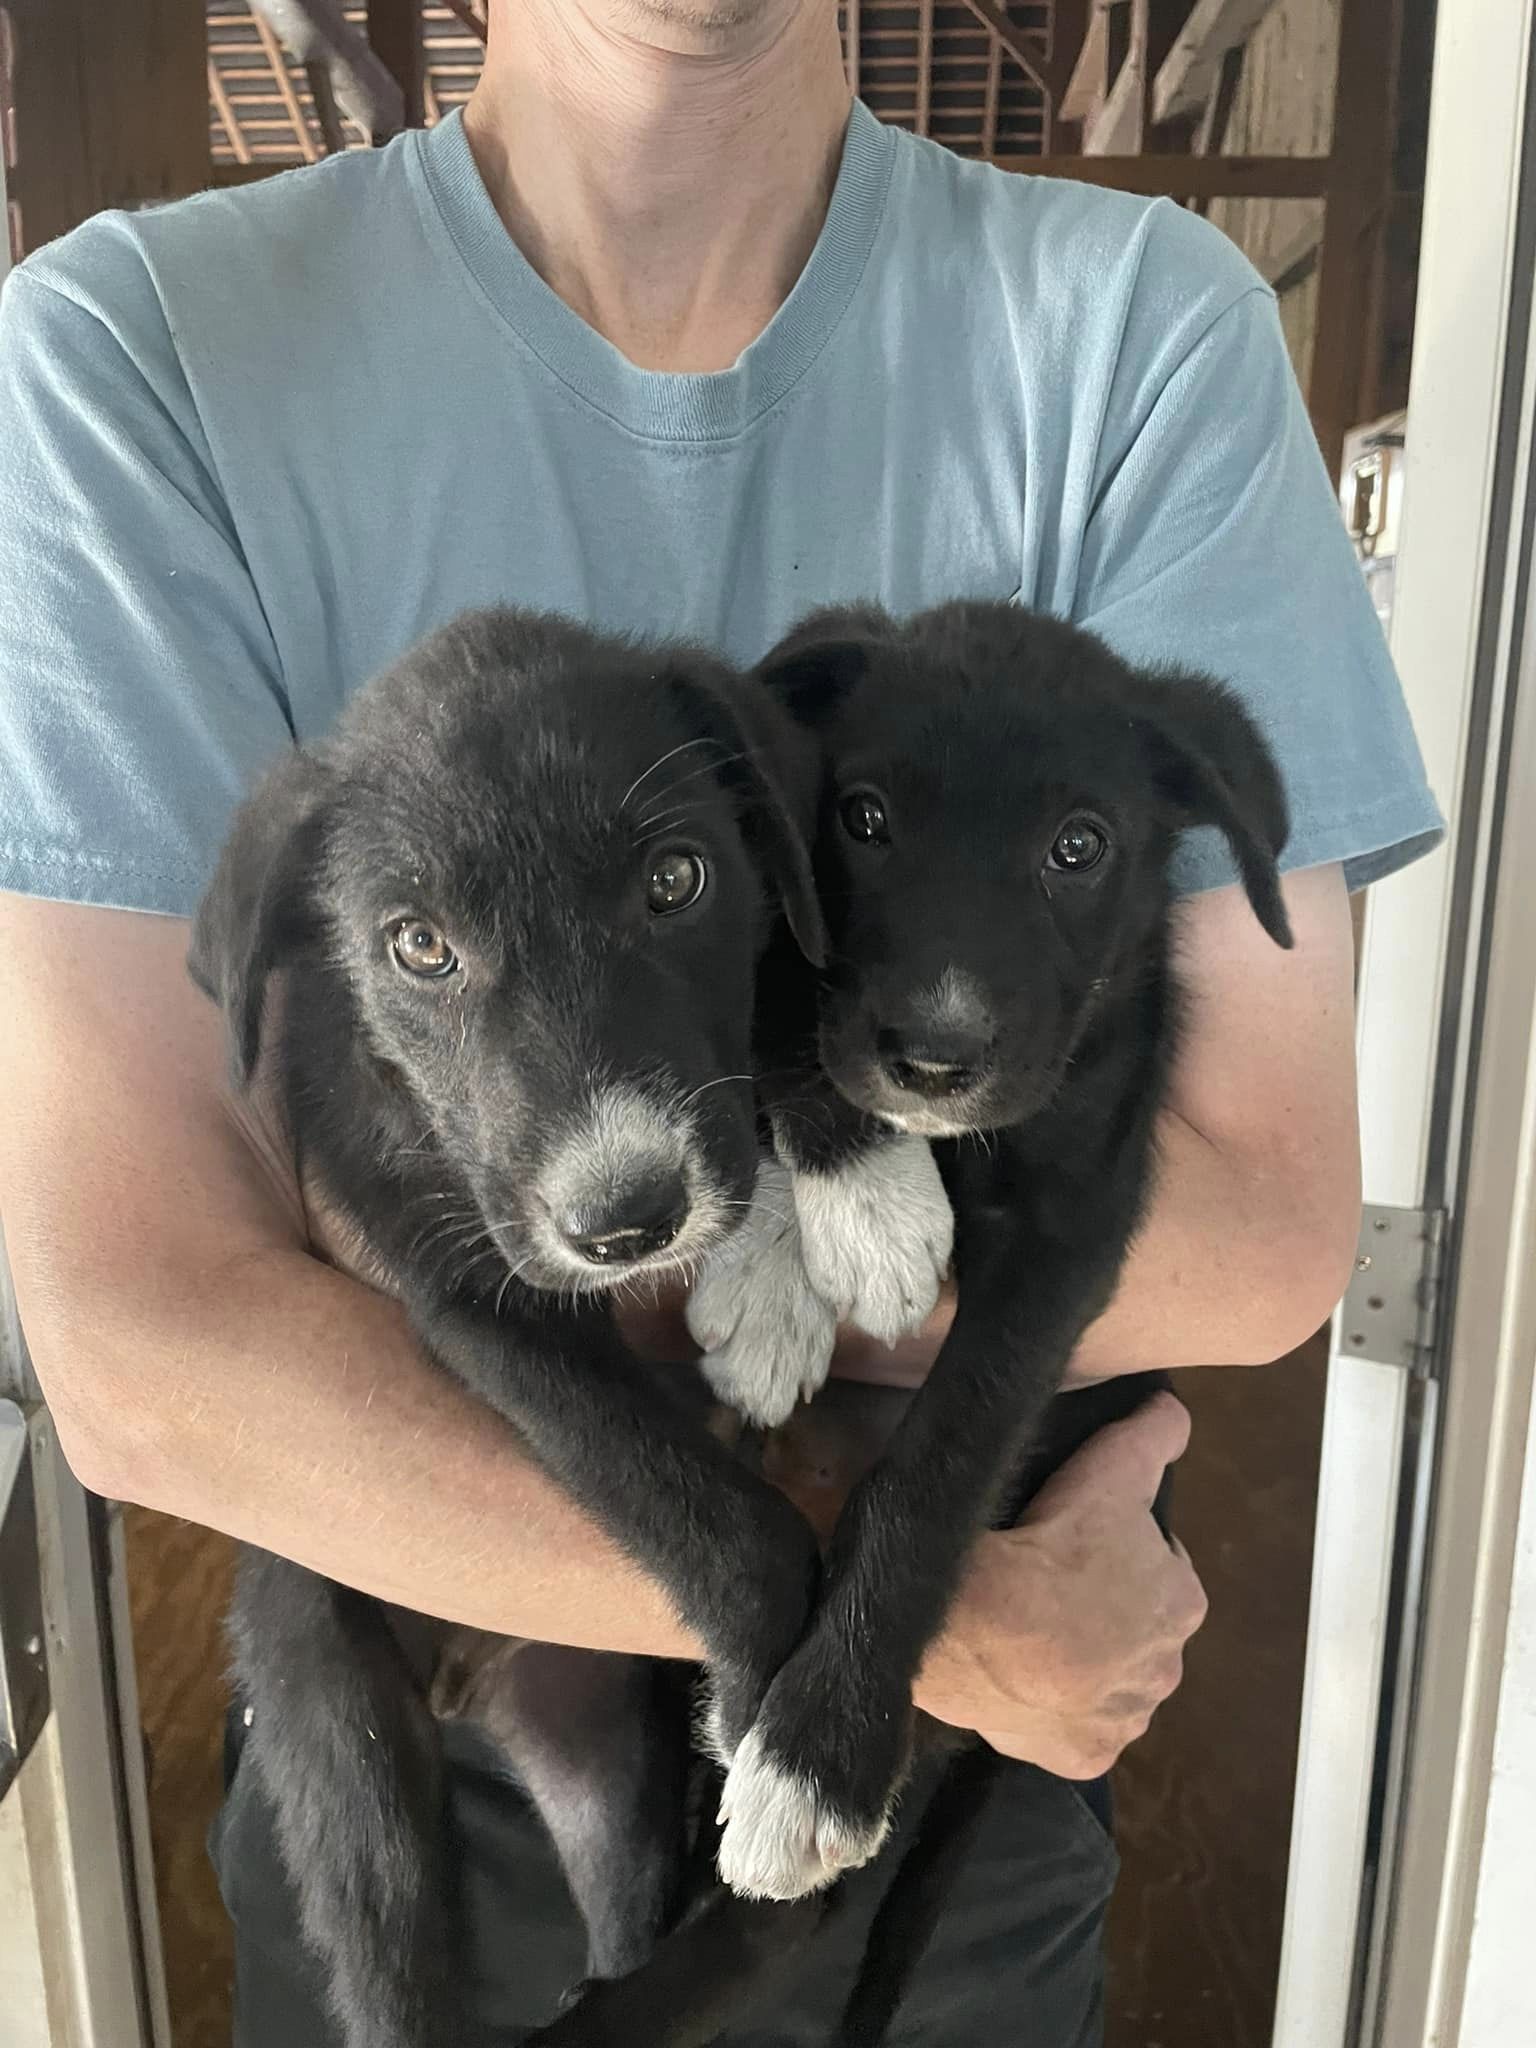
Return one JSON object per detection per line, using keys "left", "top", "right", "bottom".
{"left": 0, "top": 103, "right": 1440, "bottom": 917}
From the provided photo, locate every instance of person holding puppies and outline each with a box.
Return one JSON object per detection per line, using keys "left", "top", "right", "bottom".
{"left": 0, "top": 3, "right": 1440, "bottom": 2041}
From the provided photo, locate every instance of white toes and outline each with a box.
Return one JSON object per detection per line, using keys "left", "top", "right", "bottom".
{"left": 716, "top": 1729, "right": 891, "bottom": 1902}
{"left": 792, "top": 1137, "right": 954, "bottom": 1346}
{"left": 687, "top": 1159, "right": 836, "bottom": 1426}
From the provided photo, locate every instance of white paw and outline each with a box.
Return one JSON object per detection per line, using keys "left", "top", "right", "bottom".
{"left": 791, "top": 1137, "right": 954, "bottom": 1346}
{"left": 686, "top": 1159, "right": 836, "bottom": 1427}
{"left": 716, "top": 1728, "right": 891, "bottom": 1902}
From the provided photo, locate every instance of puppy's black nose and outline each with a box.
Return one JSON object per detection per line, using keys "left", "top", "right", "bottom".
{"left": 877, "top": 1025, "right": 993, "bottom": 1099}
{"left": 560, "top": 1170, "right": 689, "bottom": 1265}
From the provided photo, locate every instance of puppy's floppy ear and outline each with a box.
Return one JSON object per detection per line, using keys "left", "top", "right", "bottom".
{"left": 756, "top": 637, "right": 871, "bottom": 727}
{"left": 668, "top": 669, "right": 828, "bottom": 969}
{"left": 1138, "top": 672, "right": 1294, "bottom": 951}
{"left": 754, "top": 606, "right": 890, "bottom": 726}
{"left": 188, "top": 746, "right": 331, "bottom": 1087}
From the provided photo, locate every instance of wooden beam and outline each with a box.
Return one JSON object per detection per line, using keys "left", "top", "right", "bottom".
{"left": 1060, "top": 3, "right": 1109, "bottom": 123}
{"left": 208, "top": 58, "right": 253, "bottom": 167}
{"left": 214, "top": 163, "right": 290, "bottom": 186}
{"left": 993, "top": 152, "right": 1331, "bottom": 199}
{"left": 1083, "top": 37, "right": 1144, "bottom": 155}
{"left": 1189, "top": 39, "right": 1244, "bottom": 214}
{"left": 1193, "top": 41, "right": 1244, "bottom": 156}
{"left": 955, "top": 0, "right": 1049, "bottom": 97}
{"left": 305, "top": 59, "right": 348, "bottom": 155}
{"left": 253, "top": 3, "right": 405, "bottom": 142}
{"left": 1309, "top": 0, "right": 1398, "bottom": 478}
{"left": 1152, "top": 0, "right": 1278, "bottom": 124}
{"left": 252, "top": 11, "right": 320, "bottom": 164}
{"left": 437, "top": 0, "right": 486, "bottom": 42}
{"left": 983, "top": 34, "right": 1003, "bottom": 157}
{"left": 367, "top": 0, "right": 424, "bottom": 128}
{"left": 1264, "top": 212, "right": 1323, "bottom": 294}
{"left": 1046, "top": 0, "right": 1091, "bottom": 142}
{"left": 917, "top": 0, "right": 933, "bottom": 137}
{"left": 3, "top": 0, "right": 208, "bottom": 252}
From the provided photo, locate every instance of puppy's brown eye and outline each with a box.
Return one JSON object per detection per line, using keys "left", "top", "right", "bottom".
{"left": 1047, "top": 818, "right": 1108, "bottom": 873}
{"left": 390, "top": 918, "right": 458, "bottom": 977}
{"left": 841, "top": 789, "right": 890, "bottom": 845}
{"left": 647, "top": 849, "right": 707, "bottom": 915}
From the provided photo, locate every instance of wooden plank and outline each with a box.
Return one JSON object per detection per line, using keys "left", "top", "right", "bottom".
{"left": 214, "top": 163, "right": 291, "bottom": 186}
{"left": 1152, "top": 0, "right": 1279, "bottom": 124}
{"left": 4, "top": 0, "right": 208, "bottom": 252}
{"left": 1060, "top": 2, "right": 1109, "bottom": 121}
{"left": 367, "top": 0, "right": 424, "bottom": 127}
{"left": 983, "top": 34, "right": 1003, "bottom": 156}
{"left": 208, "top": 58, "right": 253, "bottom": 167}
{"left": 1046, "top": 0, "right": 1091, "bottom": 141}
{"left": 436, "top": 0, "right": 486, "bottom": 42}
{"left": 252, "top": 12, "right": 320, "bottom": 164}
{"left": 993, "top": 152, "right": 1331, "bottom": 198}
{"left": 1188, "top": 39, "right": 1244, "bottom": 215}
{"left": 917, "top": 0, "right": 933, "bottom": 136}
{"left": 1193, "top": 40, "right": 1244, "bottom": 156}
{"left": 1082, "top": 39, "right": 1143, "bottom": 154}
{"left": 1264, "top": 212, "right": 1323, "bottom": 294}
{"left": 955, "top": 0, "right": 1049, "bottom": 96}
{"left": 1309, "top": 0, "right": 1398, "bottom": 478}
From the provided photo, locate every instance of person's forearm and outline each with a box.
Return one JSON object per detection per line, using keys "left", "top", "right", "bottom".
{"left": 1065, "top": 1103, "right": 1359, "bottom": 1381}
{"left": 829, "top": 1104, "right": 1359, "bottom": 1392}
{"left": 55, "top": 1244, "right": 704, "bottom": 1660}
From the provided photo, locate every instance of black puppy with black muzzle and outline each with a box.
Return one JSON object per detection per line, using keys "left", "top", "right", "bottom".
{"left": 190, "top": 608, "right": 834, "bottom": 2048}
{"left": 686, "top": 599, "right": 1294, "bottom": 1913}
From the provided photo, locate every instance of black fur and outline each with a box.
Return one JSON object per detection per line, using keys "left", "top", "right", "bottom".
{"left": 193, "top": 608, "right": 831, "bottom": 2048}
{"left": 703, "top": 598, "right": 1293, "bottom": 2019}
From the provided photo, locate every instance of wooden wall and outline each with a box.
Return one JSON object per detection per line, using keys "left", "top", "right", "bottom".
{"left": 1209, "top": 0, "right": 1339, "bottom": 389}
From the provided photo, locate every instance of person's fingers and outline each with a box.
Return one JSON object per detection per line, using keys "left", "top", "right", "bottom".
{"left": 1023, "top": 1388, "right": 1192, "bottom": 1519}
{"left": 1168, "top": 1543, "right": 1210, "bottom": 1635}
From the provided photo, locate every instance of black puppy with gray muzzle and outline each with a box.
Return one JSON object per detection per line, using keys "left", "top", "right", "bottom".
{"left": 190, "top": 608, "right": 831, "bottom": 2048}
{"left": 685, "top": 599, "right": 1294, "bottom": 1912}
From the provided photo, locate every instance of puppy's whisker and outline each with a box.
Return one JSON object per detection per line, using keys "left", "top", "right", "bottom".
{"left": 678, "top": 1074, "right": 753, "bottom": 1111}
{"left": 633, "top": 750, "right": 749, "bottom": 820}
{"left": 620, "top": 736, "right": 720, "bottom": 810}
{"left": 631, "top": 812, "right": 696, "bottom": 847}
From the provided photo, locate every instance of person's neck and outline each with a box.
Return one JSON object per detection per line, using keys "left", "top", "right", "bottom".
{"left": 464, "top": 2, "right": 852, "bottom": 372}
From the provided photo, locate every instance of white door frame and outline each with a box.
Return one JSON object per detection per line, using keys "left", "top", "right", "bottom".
{"left": 1274, "top": 3, "right": 1536, "bottom": 2043}
{"left": 0, "top": 144, "right": 170, "bottom": 2048}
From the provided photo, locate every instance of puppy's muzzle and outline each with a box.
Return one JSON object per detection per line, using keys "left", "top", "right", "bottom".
{"left": 876, "top": 1022, "right": 995, "bottom": 1101}
{"left": 557, "top": 1168, "right": 689, "bottom": 1267}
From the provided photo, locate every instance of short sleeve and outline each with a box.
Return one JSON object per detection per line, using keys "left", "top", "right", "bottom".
{"left": 1073, "top": 280, "right": 1444, "bottom": 896}
{"left": 0, "top": 251, "right": 294, "bottom": 916}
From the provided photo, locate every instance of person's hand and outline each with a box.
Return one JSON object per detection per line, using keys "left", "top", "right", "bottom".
{"left": 914, "top": 1391, "right": 1205, "bottom": 1777}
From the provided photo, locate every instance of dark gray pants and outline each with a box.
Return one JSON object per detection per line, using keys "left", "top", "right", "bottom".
{"left": 210, "top": 1716, "right": 1115, "bottom": 2047}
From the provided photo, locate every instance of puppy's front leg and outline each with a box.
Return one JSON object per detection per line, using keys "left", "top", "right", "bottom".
{"left": 790, "top": 1132, "right": 954, "bottom": 1346}
{"left": 765, "top": 1074, "right": 954, "bottom": 1348}
{"left": 715, "top": 1235, "right": 1105, "bottom": 1902}
{"left": 685, "top": 1156, "right": 837, "bottom": 1428}
{"left": 420, "top": 1297, "right": 819, "bottom": 1752}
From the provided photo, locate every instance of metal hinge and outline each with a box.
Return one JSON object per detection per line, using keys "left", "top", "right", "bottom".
{"left": 1338, "top": 1205, "right": 1448, "bottom": 1376}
